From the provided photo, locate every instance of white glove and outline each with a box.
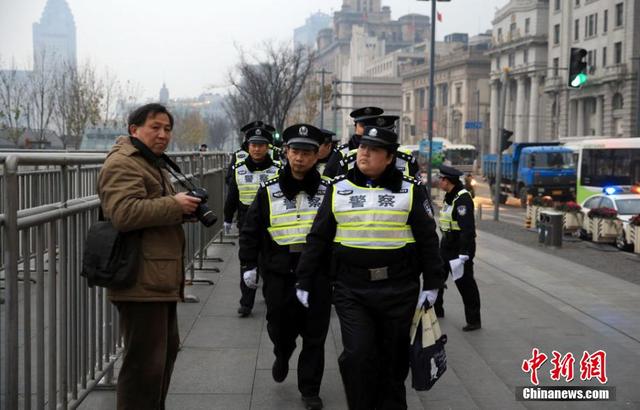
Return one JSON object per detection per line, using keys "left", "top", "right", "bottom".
{"left": 449, "top": 258, "right": 465, "bottom": 281}
{"left": 418, "top": 290, "right": 438, "bottom": 307}
{"left": 296, "top": 289, "right": 309, "bottom": 308}
{"left": 458, "top": 254, "right": 470, "bottom": 262}
{"left": 242, "top": 268, "right": 258, "bottom": 289}
{"left": 223, "top": 222, "right": 232, "bottom": 234}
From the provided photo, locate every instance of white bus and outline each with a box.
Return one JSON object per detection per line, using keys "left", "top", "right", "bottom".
{"left": 576, "top": 137, "right": 640, "bottom": 203}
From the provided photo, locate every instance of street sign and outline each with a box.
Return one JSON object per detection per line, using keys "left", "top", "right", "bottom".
{"left": 465, "top": 121, "right": 483, "bottom": 129}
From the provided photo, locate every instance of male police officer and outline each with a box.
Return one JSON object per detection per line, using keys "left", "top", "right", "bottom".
{"left": 434, "top": 165, "right": 481, "bottom": 331}
{"left": 295, "top": 126, "right": 444, "bottom": 410}
{"left": 322, "top": 106, "right": 384, "bottom": 178}
{"left": 316, "top": 128, "right": 336, "bottom": 178}
{"left": 226, "top": 121, "right": 278, "bottom": 185}
{"left": 240, "top": 124, "right": 331, "bottom": 410}
{"left": 224, "top": 127, "right": 280, "bottom": 317}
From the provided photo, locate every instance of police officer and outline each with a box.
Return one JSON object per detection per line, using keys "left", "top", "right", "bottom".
{"left": 295, "top": 126, "right": 445, "bottom": 410}
{"left": 224, "top": 126, "right": 281, "bottom": 317}
{"left": 315, "top": 128, "right": 336, "bottom": 179}
{"left": 240, "top": 124, "right": 331, "bottom": 410}
{"left": 323, "top": 106, "right": 384, "bottom": 178}
{"left": 434, "top": 165, "right": 481, "bottom": 331}
{"left": 225, "top": 121, "right": 277, "bottom": 185}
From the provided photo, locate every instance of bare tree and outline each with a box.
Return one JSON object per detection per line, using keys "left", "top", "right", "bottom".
{"left": 54, "top": 61, "right": 103, "bottom": 149}
{"left": 28, "top": 50, "right": 57, "bottom": 144}
{"left": 203, "top": 114, "right": 232, "bottom": 151}
{"left": 172, "top": 110, "right": 208, "bottom": 150}
{"left": 0, "top": 56, "right": 28, "bottom": 145}
{"left": 100, "top": 67, "right": 121, "bottom": 128}
{"left": 227, "top": 42, "right": 315, "bottom": 132}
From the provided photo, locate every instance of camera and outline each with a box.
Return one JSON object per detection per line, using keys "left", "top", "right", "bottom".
{"left": 186, "top": 188, "right": 218, "bottom": 227}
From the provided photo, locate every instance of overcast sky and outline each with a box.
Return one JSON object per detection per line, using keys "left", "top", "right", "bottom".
{"left": 0, "top": 0, "right": 507, "bottom": 99}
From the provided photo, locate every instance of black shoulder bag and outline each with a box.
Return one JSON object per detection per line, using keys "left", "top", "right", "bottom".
{"left": 81, "top": 207, "right": 141, "bottom": 289}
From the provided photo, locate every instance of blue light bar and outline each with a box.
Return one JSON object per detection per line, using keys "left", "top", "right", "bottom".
{"left": 603, "top": 186, "right": 622, "bottom": 195}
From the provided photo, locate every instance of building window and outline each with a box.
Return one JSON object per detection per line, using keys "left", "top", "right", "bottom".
{"left": 604, "top": 10, "right": 608, "bottom": 32}
{"left": 405, "top": 94, "right": 411, "bottom": 111}
{"left": 575, "top": 0, "right": 580, "bottom": 6}
{"left": 441, "top": 84, "right": 449, "bottom": 106}
{"left": 602, "top": 47, "right": 607, "bottom": 67}
{"left": 497, "top": 28, "right": 502, "bottom": 40}
{"left": 496, "top": 56, "right": 501, "bottom": 70}
{"left": 615, "top": 3, "right": 623, "bottom": 27}
{"left": 455, "top": 86, "right": 462, "bottom": 105}
{"left": 418, "top": 88, "right": 426, "bottom": 109}
{"left": 553, "top": 24, "right": 560, "bottom": 45}
{"left": 524, "top": 48, "right": 529, "bottom": 64}
{"left": 587, "top": 49, "right": 597, "bottom": 72}
{"left": 612, "top": 93, "right": 623, "bottom": 110}
{"left": 614, "top": 42, "right": 622, "bottom": 64}
{"left": 574, "top": 19, "right": 579, "bottom": 40}
{"left": 553, "top": 57, "right": 559, "bottom": 76}
{"left": 508, "top": 53, "right": 515, "bottom": 67}
{"left": 586, "top": 14, "right": 598, "bottom": 37}
{"left": 525, "top": 18, "right": 530, "bottom": 34}
{"left": 554, "top": 0, "right": 560, "bottom": 11}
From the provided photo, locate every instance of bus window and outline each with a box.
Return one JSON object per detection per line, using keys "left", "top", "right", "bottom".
{"left": 581, "top": 148, "right": 640, "bottom": 186}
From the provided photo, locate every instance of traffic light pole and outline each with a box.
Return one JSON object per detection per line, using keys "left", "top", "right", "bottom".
{"left": 426, "top": 0, "right": 437, "bottom": 193}
{"left": 494, "top": 69, "right": 509, "bottom": 221}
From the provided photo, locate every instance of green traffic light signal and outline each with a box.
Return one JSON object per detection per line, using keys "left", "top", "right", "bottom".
{"left": 571, "top": 72, "right": 588, "bottom": 88}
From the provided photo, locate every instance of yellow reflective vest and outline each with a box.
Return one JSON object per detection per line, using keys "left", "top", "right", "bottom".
{"left": 235, "top": 161, "right": 280, "bottom": 205}
{"left": 332, "top": 177, "right": 416, "bottom": 250}
{"left": 439, "top": 188, "right": 471, "bottom": 232}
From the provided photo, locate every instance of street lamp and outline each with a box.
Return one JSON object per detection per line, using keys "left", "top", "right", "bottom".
{"left": 417, "top": 0, "right": 450, "bottom": 192}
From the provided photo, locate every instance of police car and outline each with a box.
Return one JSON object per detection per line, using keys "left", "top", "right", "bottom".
{"left": 579, "top": 186, "right": 640, "bottom": 251}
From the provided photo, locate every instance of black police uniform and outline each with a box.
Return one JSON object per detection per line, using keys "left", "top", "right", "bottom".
{"left": 434, "top": 165, "right": 481, "bottom": 329}
{"left": 296, "top": 127, "right": 444, "bottom": 410}
{"left": 240, "top": 124, "right": 331, "bottom": 405}
{"left": 224, "top": 128, "right": 280, "bottom": 314}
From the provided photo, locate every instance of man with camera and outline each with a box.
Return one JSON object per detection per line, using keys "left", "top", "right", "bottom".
{"left": 97, "top": 103, "right": 202, "bottom": 410}
{"left": 224, "top": 126, "right": 281, "bottom": 317}
{"left": 239, "top": 124, "right": 332, "bottom": 410}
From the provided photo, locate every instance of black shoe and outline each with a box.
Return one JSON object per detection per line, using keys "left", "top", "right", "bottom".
{"left": 237, "top": 306, "right": 251, "bottom": 317}
{"left": 272, "top": 357, "right": 289, "bottom": 383}
{"left": 462, "top": 323, "right": 481, "bottom": 332}
{"left": 301, "top": 395, "right": 323, "bottom": 410}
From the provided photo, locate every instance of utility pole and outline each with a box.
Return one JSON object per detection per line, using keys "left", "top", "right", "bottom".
{"left": 476, "top": 88, "right": 481, "bottom": 170}
{"left": 332, "top": 79, "right": 339, "bottom": 134}
{"left": 494, "top": 68, "right": 509, "bottom": 221}
{"left": 316, "top": 68, "right": 331, "bottom": 129}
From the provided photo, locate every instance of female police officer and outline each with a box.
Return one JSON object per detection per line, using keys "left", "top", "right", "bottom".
{"left": 295, "top": 126, "right": 444, "bottom": 410}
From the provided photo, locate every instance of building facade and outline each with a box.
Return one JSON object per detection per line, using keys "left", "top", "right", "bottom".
{"left": 544, "top": 0, "right": 640, "bottom": 139}
{"left": 32, "top": 0, "right": 77, "bottom": 70}
{"left": 487, "top": 0, "right": 551, "bottom": 153}
{"left": 294, "top": 12, "right": 332, "bottom": 49}
{"left": 401, "top": 37, "right": 492, "bottom": 149}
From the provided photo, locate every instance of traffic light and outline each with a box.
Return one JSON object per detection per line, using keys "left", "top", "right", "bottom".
{"left": 568, "top": 48, "right": 588, "bottom": 88}
{"left": 500, "top": 128, "right": 514, "bottom": 152}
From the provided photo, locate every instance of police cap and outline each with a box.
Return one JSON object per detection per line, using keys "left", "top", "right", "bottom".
{"left": 350, "top": 106, "right": 384, "bottom": 123}
{"left": 282, "top": 124, "right": 323, "bottom": 150}
{"left": 360, "top": 126, "right": 399, "bottom": 150}
{"left": 319, "top": 128, "right": 336, "bottom": 144}
{"left": 439, "top": 165, "right": 463, "bottom": 182}
{"left": 360, "top": 115, "right": 399, "bottom": 130}
{"left": 240, "top": 120, "right": 276, "bottom": 133}
{"left": 245, "top": 127, "right": 273, "bottom": 145}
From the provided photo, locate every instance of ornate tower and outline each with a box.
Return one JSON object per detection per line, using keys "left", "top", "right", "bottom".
{"left": 32, "top": 0, "right": 77, "bottom": 70}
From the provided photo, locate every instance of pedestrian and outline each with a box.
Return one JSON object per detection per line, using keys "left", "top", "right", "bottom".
{"left": 433, "top": 165, "right": 482, "bottom": 331}
{"left": 240, "top": 124, "right": 332, "bottom": 410}
{"left": 295, "top": 126, "right": 445, "bottom": 409}
{"left": 98, "top": 103, "right": 202, "bottom": 410}
{"left": 224, "top": 126, "right": 281, "bottom": 317}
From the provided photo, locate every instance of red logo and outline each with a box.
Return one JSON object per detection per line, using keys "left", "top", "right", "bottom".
{"left": 522, "top": 349, "right": 607, "bottom": 385}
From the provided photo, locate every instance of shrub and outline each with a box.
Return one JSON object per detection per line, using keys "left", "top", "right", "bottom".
{"left": 531, "top": 196, "right": 554, "bottom": 207}
{"left": 555, "top": 201, "right": 582, "bottom": 213}
{"left": 629, "top": 214, "right": 640, "bottom": 226}
{"left": 587, "top": 207, "right": 618, "bottom": 220}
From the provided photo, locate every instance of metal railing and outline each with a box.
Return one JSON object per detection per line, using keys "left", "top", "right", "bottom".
{"left": 1, "top": 150, "right": 229, "bottom": 410}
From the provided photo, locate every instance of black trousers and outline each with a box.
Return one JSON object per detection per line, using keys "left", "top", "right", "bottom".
{"left": 333, "top": 274, "right": 419, "bottom": 410}
{"left": 237, "top": 211, "right": 258, "bottom": 309}
{"left": 435, "top": 259, "right": 481, "bottom": 325}
{"left": 262, "top": 271, "right": 332, "bottom": 396}
{"left": 115, "top": 302, "right": 179, "bottom": 410}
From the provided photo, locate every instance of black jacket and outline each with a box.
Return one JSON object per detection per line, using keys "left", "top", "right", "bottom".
{"left": 295, "top": 164, "right": 445, "bottom": 291}
{"left": 239, "top": 164, "right": 329, "bottom": 275}
{"left": 441, "top": 184, "right": 476, "bottom": 260}
{"left": 224, "top": 154, "right": 277, "bottom": 224}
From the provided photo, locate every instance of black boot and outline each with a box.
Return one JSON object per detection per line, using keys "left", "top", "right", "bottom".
{"left": 272, "top": 356, "right": 289, "bottom": 383}
{"left": 301, "top": 395, "right": 323, "bottom": 410}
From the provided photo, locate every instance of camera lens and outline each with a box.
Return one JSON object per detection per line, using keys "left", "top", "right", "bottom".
{"left": 196, "top": 204, "right": 217, "bottom": 227}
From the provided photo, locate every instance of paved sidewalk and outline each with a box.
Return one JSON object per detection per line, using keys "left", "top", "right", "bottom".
{"left": 79, "top": 230, "right": 640, "bottom": 409}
